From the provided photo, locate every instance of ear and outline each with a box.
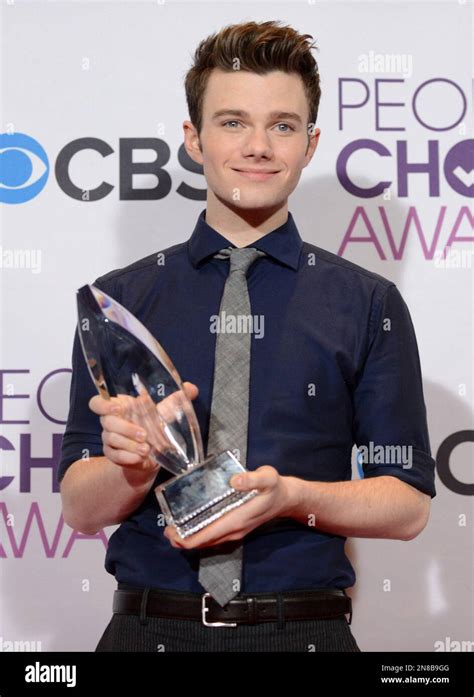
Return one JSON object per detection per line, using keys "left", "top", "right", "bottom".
{"left": 183, "top": 120, "right": 204, "bottom": 166}
{"left": 303, "top": 127, "right": 321, "bottom": 168}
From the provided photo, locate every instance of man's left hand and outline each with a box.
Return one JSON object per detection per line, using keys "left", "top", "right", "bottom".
{"left": 163, "top": 465, "right": 297, "bottom": 549}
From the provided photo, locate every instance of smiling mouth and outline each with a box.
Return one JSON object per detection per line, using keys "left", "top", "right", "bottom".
{"left": 232, "top": 169, "right": 280, "bottom": 181}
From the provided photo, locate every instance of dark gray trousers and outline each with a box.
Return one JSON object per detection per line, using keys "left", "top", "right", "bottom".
{"left": 95, "top": 612, "right": 361, "bottom": 652}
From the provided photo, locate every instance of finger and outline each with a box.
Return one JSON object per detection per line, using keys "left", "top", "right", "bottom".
{"left": 100, "top": 415, "right": 147, "bottom": 442}
{"left": 183, "top": 382, "right": 199, "bottom": 400}
{"left": 176, "top": 508, "right": 260, "bottom": 548}
{"left": 157, "top": 388, "right": 191, "bottom": 423}
{"left": 230, "top": 465, "right": 278, "bottom": 491}
{"left": 102, "top": 431, "right": 150, "bottom": 457}
{"left": 89, "top": 395, "right": 120, "bottom": 416}
{"left": 164, "top": 496, "right": 267, "bottom": 548}
{"left": 181, "top": 530, "right": 246, "bottom": 549}
{"left": 103, "top": 444, "right": 151, "bottom": 468}
{"left": 89, "top": 393, "right": 136, "bottom": 418}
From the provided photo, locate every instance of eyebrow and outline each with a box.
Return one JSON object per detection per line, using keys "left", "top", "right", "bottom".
{"left": 211, "top": 109, "right": 303, "bottom": 124}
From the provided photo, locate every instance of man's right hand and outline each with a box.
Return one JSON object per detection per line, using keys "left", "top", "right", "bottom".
{"left": 88, "top": 382, "right": 199, "bottom": 471}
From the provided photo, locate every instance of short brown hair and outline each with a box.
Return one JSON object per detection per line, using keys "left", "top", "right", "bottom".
{"left": 185, "top": 20, "right": 321, "bottom": 135}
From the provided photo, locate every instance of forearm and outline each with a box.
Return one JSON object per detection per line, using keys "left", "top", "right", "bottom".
{"left": 285, "top": 475, "right": 430, "bottom": 541}
{"left": 60, "top": 456, "right": 159, "bottom": 535}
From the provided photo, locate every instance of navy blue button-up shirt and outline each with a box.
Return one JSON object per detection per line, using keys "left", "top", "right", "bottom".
{"left": 58, "top": 209, "right": 436, "bottom": 593}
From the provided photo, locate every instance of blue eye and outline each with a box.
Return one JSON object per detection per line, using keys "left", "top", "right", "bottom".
{"left": 0, "top": 133, "right": 49, "bottom": 204}
{"left": 276, "top": 123, "right": 295, "bottom": 133}
{"left": 221, "top": 121, "right": 295, "bottom": 133}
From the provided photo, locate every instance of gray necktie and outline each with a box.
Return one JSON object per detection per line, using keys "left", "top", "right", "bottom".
{"left": 198, "top": 246, "right": 266, "bottom": 607}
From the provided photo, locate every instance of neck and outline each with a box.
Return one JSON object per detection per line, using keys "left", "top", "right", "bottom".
{"left": 205, "top": 192, "right": 288, "bottom": 247}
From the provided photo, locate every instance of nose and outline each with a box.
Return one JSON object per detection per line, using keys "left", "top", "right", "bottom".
{"left": 240, "top": 126, "right": 274, "bottom": 160}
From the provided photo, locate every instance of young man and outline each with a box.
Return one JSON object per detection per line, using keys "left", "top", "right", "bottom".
{"left": 58, "top": 20, "right": 436, "bottom": 652}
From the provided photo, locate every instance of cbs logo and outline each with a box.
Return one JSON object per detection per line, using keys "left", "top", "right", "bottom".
{"left": 0, "top": 132, "right": 205, "bottom": 204}
{"left": 0, "top": 133, "right": 50, "bottom": 204}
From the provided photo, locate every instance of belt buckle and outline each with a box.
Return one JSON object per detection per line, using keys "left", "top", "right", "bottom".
{"left": 201, "top": 593, "right": 237, "bottom": 627}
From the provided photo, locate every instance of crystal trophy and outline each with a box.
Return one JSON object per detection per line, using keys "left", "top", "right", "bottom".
{"left": 76, "top": 284, "right": 258, "bottom": 538}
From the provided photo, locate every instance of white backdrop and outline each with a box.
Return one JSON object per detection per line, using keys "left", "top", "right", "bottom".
{"left": 1, "top": 0, "right": 472, "bottom": 652}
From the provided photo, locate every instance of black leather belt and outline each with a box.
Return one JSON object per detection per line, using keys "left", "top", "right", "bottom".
{"left": 113, "top": 586, "right": 352, "bottom": 627}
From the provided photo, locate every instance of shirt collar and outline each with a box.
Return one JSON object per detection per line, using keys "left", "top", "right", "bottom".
{"left": 188, "top": 208, "right": 303, "bottom": 271}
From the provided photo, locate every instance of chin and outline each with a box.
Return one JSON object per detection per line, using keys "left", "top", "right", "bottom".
{"left": 242, "top": 198, "right": 285, "bottom": 211}
{"left": 219, "top": 193, "right": 285, "bottom": 212}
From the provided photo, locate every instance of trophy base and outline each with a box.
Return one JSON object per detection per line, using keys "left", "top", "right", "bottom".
{"left": 155, "top": 450, "right": 258, "bottom": 538}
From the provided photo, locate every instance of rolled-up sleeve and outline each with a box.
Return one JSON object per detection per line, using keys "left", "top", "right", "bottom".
{"left": 57, "top": 278, "right": 114, "bottom": 485}
{"left": 352, "top": 283, "right": 436, "bottom": 498}
{"left": 57, "top": 327, "right": 105, "bottom": 484}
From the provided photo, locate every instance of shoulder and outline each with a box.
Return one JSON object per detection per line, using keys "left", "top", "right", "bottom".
{"left": 301, "top": 241, "right": 398, "bottom": 308}
{"left": 300, "top": 242, "right": 403, "bottom": 332}
{"left": 301, "top": 241, "right": 394, "bottom": 290}
{"left": 91, "top": 241, "right": 187, "bottom": 300}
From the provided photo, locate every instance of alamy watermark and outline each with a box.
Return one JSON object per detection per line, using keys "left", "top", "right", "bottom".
{"left": 210, "top": 312, "right": 264, "bottom": 339}
{"left": 433, "top": 248, "right": 474, "bottom": 269}
{"left": 358, "top": 442, "right": 413, "bottom": 470}
{"left": 434, "top": 636, "right": 474, "bottom": 652}
{"left": 358, "top": 50, "right": 413, "bottom": 78}
{"left": 0, "top": 247, "right": 42, "bottom": 274}
{"left": 25, "top": 662, "right": 76, "bottom": 688}
{"left": 0, "top": 636, "right": 42, "bottom": 651}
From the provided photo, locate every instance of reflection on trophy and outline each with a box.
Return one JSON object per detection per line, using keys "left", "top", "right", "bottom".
{"left": 76, "top": 284, "right": 258, "bottom": 538}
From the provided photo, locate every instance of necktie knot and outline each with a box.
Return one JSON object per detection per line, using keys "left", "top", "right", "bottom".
{"left": 214, "top": 246, "right": 266, "bottom": 275}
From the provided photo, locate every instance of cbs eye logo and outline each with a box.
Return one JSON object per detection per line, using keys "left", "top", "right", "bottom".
{"left": 0, "top": 133, "right": 49, "bottom": 204}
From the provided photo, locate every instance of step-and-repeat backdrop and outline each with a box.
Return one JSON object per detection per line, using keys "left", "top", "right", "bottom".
{"left": 1, "top": 1, "right": 472, "bottom": 652}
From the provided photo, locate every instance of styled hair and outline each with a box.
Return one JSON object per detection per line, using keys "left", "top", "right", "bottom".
{"left": 184, "top": 20, "right": 321, "bottom": 135}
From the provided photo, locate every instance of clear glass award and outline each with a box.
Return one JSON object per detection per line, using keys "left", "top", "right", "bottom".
{"left": 76, "top": 284, "right": 258, "bottom": 538}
